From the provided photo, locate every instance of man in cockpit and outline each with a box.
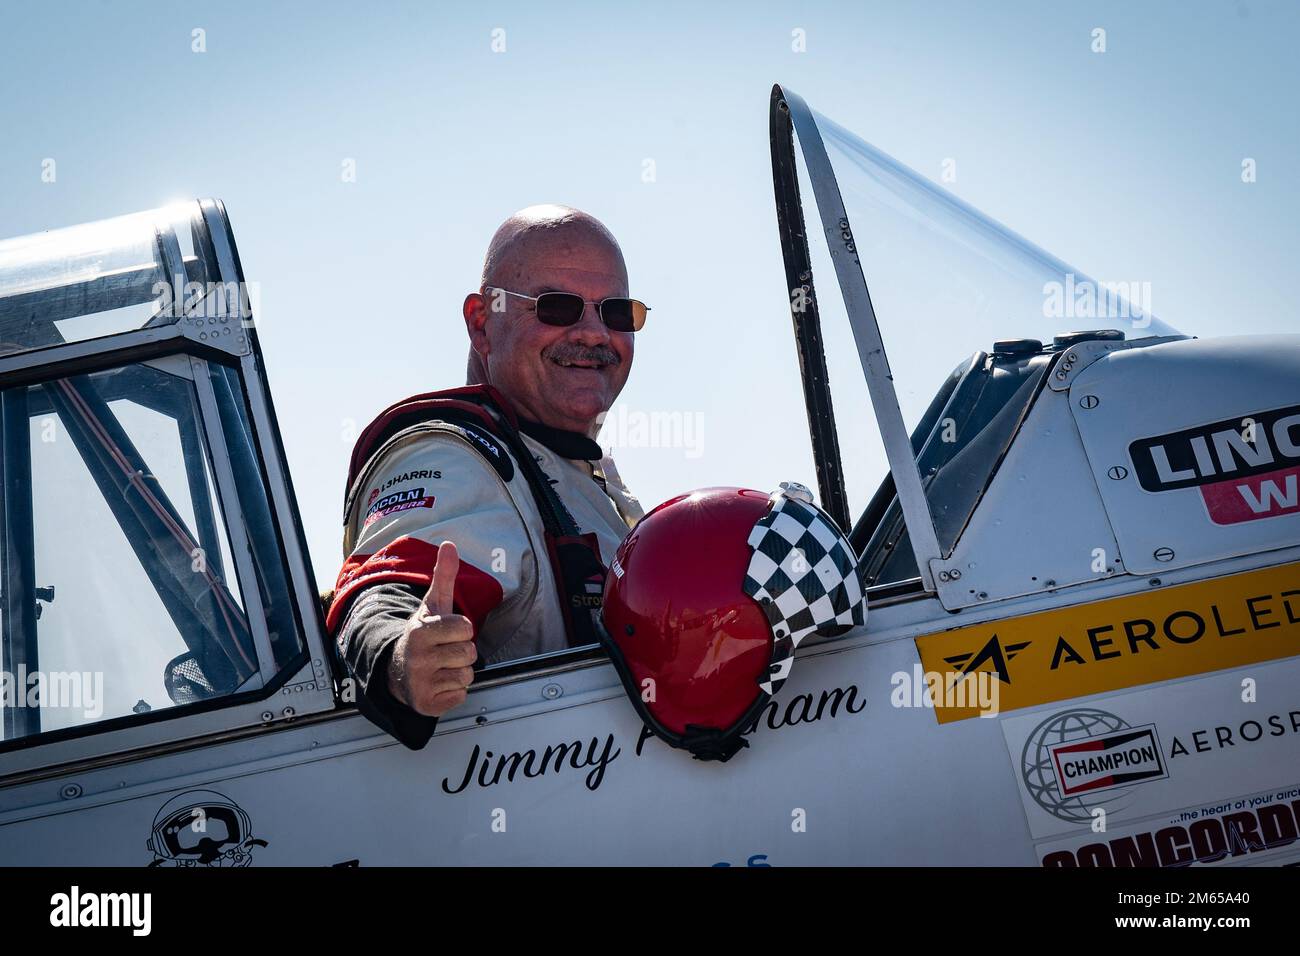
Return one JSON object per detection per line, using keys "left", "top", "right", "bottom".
{"left": 324, "top": 205, "right": 646, "bottom": 748}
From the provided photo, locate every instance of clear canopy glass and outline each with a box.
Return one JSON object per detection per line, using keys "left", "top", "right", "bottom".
{"left": 0, "top": 203, "right": 208, "bottom": 358}
{"left": 809, "top": 108, "right": 1180, "bottom": 432}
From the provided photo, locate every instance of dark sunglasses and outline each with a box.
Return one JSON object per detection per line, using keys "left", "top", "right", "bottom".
{"left": 486, "top": 287, "right": 649, "bottom": 333}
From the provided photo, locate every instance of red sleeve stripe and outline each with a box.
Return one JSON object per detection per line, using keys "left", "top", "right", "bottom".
{"left": 325, "top": 535, "right": 505, "bottom": 638}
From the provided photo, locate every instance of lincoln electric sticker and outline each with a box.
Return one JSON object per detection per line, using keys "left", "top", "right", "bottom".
{"left": 915, "top": 561, "right": 1300, "bottom": 723}
{"left": 1129, "top": 404, "right": 1300, "bottom": 524}
{"left": 1000, "top": 656, "right": 1300, "bottom": 867}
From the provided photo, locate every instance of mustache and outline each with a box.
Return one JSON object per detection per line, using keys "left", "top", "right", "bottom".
{"left": 544, "top": 342, "right": 622, "bottom": 367}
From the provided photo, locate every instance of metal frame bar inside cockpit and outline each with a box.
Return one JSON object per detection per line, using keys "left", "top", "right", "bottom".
{"left": 768, "top": 84, "right": 943, "bottom": 591}
{"left": 22, "top": 363, "right": 230, "bottom": 589}
{"left": 0, "top": 388, "right": 40, "bottom": 739}
{"left": 42, "top": 372, "right": 256, "bottom": 678}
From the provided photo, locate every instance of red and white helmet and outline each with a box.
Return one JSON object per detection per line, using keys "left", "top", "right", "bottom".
{"left": 600, "top": 483, "right": 867, "bottom": 761}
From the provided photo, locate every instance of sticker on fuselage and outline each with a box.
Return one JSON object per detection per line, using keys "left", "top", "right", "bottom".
{"left": 999, "top": 659, "right": 1300, "bottom": 867}
{"left": 1129, "top": 404, "right": 1300, "bottom": 524}
{"left": 146, "top": 789, "right": 267, "bottom": 867}
{"left": 915, "top": 561, "right": 1300, "bottom": 723}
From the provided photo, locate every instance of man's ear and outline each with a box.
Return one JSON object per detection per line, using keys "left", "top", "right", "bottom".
{"left": 463, "top": 291, "right": 489, "bottom": 358}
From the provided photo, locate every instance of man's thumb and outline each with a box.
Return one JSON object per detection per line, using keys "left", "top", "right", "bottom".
{"left": 422, "top": 540, "right": 460, "bottom": 615}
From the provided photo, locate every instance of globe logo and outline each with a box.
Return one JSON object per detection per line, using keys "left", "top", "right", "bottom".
{"left": 1021, "top": 708, "right": 1141, "bottom": 823}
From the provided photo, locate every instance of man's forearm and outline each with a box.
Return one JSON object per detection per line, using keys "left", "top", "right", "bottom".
{"left": 337, "top": 582, "right": 441, "bottom": 749}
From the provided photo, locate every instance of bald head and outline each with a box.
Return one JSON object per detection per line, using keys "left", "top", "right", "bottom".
{"left": 463, "top": 205, "right": 636, "bottom": 436}
{"left": 480, "top": 204, "right": 626, "bottom": 290}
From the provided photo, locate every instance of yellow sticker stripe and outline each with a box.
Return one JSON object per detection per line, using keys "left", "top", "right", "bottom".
{"left": 915, "top": 562, "right": 1300, "bottom": 723}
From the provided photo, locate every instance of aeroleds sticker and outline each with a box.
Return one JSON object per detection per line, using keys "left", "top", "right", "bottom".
{"left": 1129, "top": 404, "right": 1300, "bottom": 524}
{"left": 915, "top": 561, "right": 1300, "bottom": 723}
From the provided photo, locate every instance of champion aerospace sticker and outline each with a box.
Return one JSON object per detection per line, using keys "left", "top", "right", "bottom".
{"left": 1049, "top": 724, "right": 1168, "bottom": 797}
{"left": 1001, "top": 658, "right": 1300, "bottom": 867}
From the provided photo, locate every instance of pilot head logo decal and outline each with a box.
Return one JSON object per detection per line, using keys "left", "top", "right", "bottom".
{"left": 1021, "top": 708, "right": 1168, "bottom": 824}
{"left": 147, "top": 789, "right": 267, "bottom": 867}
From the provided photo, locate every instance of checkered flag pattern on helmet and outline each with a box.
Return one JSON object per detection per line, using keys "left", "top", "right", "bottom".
{"left": 742, "top": 487, "right": 867, "bottom": 695}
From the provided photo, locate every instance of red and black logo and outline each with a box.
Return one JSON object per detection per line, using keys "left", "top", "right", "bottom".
{"left": 367, "top": 487, "right": 426, "bottom": 516}
{"left": 1050, "top": 725, "right": 1167, "bottom": 796}
{"left": 363, "top": 487, "right": 435, "bottom": 527}
{"left": 1129, "top": 404, "right": 1300, "bottom": 524}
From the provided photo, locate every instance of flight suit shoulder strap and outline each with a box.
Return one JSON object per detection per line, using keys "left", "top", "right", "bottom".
{"left": 343, "top": 387, "right": 606, "bottom": 649}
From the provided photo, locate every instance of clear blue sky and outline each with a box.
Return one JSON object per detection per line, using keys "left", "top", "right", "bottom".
{"left": 2, "top": 1, "right": 1296, "bottom": 587}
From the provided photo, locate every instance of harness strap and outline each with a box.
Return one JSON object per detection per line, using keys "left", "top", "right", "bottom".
{"left": 343, "top": 388, "right": 607, "bottom": 647}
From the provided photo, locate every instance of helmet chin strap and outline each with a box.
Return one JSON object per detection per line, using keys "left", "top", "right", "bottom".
{"left": 680, "top": 725, "right": 752, "bottom": 762}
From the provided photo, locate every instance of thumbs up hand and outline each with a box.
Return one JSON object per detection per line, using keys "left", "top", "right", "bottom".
{"left": 387, "top": 541, "right": 478, "bottom": 716}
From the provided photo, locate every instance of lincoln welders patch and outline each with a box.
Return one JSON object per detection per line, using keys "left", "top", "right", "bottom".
{"left": 363, "top": 488, "right": 435, "bottom": 528}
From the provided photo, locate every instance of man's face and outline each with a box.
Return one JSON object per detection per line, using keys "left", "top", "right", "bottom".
{"left": 466, "top": 225, "right": 635, "bottom": 435}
